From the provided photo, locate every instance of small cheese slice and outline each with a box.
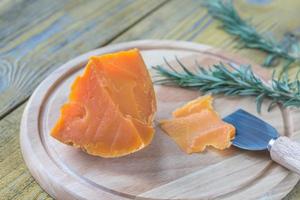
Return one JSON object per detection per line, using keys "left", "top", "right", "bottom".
{"left": 160, "top": 95, "right": 235, "bottom": 153}
{"left": 172, "top": 95, "right": 213, "bottom": 117}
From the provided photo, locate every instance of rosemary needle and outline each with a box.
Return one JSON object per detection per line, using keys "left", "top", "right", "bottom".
{"left": 153, "top": 58, "right": 300, "bottom": 113}
{"left": 203, "top": 0, "right": 300, "bottom": 68}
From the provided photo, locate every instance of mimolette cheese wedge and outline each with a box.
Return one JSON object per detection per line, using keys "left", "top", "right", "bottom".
{"left": 160, "top": 95, "right": 235, "bottom": 153}
{"left": 51, "top": 49, "right": 157, "bottom": 157}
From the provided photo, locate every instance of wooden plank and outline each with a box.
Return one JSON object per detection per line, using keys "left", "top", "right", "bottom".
{"left": 2, "top": 0, "right": 300, "bottom": 199}
{"left": 0, "top": 0, "right": 167, "bottom": 119}
{"left": 0, "top": 105, "right": 53, "bottom": 199}
{"left": 114, "top": 0, "right": 300, "bottom": 72}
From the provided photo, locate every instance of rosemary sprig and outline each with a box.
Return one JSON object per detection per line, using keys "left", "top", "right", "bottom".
{"left": 153, "top": 58, "right": 300, "bottom": 113}
{"left": 203, "top": 0, "right": 300, "bottom": 67}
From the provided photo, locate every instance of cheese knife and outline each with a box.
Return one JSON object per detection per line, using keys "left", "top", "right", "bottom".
{"left": 224, "top": 109, "right": 300, "bottom": 175}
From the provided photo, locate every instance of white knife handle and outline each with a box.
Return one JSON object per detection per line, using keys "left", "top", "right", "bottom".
{"left": 270, "top": 136, "right": 300, "bottom": 175}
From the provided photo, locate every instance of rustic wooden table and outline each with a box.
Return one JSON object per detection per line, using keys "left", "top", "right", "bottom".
{"left": 1, "top": 0, "right": 300, "bottom": 199}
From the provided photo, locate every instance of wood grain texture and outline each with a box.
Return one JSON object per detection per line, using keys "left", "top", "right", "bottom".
{"left": 0, "top": 105, "right": 52, "bottom": 200}
{"left": 20, "top": 40, "right": 300, "bottom": 200}
{"left": 271, "top": 137, "right": 300, "bottom": 175}
{"left": 1, "top": 0, "right": 300, "bottom": 199}
{"left": 113, "top": 0, "right": 300, "bottom": 77}
{"left": 0, "top": 0, "right": 167, "bottom": 118}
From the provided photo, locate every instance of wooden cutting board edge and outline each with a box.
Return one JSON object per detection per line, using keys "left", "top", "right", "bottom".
{"left": 20, "top": 40, "right": 300, "bottom": 200}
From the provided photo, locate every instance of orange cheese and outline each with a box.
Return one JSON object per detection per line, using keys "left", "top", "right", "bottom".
{"left": 51, "top": 49, "right": 157, "bottom": 157}
{"left": 160, "top": 95, "right": 235, "bottom": 153}
{"left": 172, "top": 95, "right": 213, "bottom": 117}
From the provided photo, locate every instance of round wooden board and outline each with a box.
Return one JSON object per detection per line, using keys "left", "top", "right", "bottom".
{"left": 20, "top": 40, "right": 300, "bottom": 200}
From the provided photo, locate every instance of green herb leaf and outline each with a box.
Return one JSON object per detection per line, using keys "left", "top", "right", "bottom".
{"left": 153, "top": 58, "right": 300, "bottom": 113}
{"left": 203, "top": 0, "right": 299, "bottom": 69}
